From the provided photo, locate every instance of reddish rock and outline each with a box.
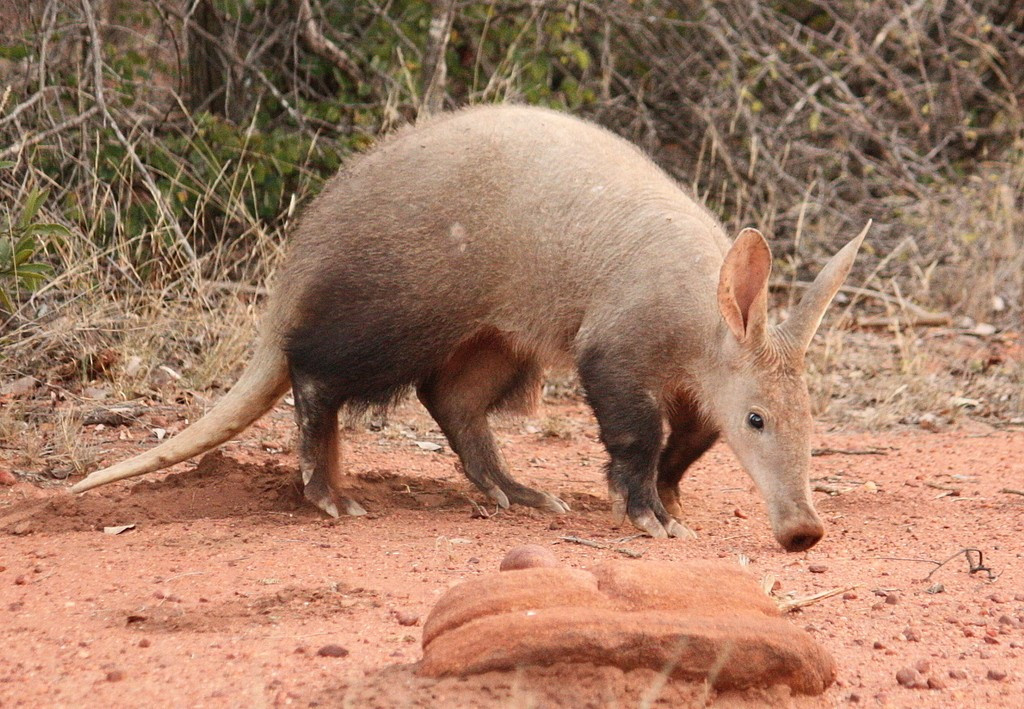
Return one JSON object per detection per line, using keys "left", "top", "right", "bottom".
{"left": 926, "top": 675, "right": 946, "bottom": 690}
{"left": 422, "top": 568, "right": 608, "bottom": 647}
{"left": 808, "top": 564, "right": 827, "bottom": 574}
{"left": 105, "top": 670, "right": 125, "bottom": 682}
{"left": 0, "top": 470, "right": 16, "bottom": 486}
{"left": 499, "top": 545, "right": 559, "bottom": 571}
{"left": 420, "top": 560, "right": 835, "bottom": 695}
{"left": 588, "top": 560, "right": 780, "bottom": 616}
{"left": 316, "top": 644, "right": 349, "bottom": 658}
{"left": 896, "top": 667, "right": 926, "bottom": 689}
{"left": 948, "top": 668, "right": 968, "bottom": 680}
{"left": 394, "top": 610, "right": 420, "bottom": 627}
{"left": 987, "top": 668, "right": 1007, "bottom": 681}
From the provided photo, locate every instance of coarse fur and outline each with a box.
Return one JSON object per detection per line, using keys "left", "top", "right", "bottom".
{"left": 72, "top": 105, "right": 868, "bottom": 551}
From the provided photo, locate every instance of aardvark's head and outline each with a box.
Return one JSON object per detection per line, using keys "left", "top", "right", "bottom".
{"left": 705, "top": 223, "right": 869, "bottom": 552}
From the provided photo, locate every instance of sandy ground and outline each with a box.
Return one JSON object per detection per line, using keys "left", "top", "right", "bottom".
{"left": 1, "top": 397, "right": 1023, "bottom": 707}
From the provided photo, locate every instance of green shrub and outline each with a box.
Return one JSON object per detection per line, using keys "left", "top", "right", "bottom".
{"left": 0, "top": 165, "right": 67, "bottom": 312}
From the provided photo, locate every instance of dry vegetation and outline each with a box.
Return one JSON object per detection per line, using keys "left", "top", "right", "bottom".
{"left": 0, "top": 1, "right": 1022, "bottom": 478}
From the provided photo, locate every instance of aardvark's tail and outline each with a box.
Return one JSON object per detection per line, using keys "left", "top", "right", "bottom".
{"left": 71, "top": 337, "right": 290, "bottom": 493}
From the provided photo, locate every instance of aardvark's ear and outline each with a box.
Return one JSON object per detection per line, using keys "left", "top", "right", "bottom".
{"left": 718, "top": 228, "right": 772, "bottom": 345}
{"left": 780, "top": 220, "right": 871, "bottom": 352}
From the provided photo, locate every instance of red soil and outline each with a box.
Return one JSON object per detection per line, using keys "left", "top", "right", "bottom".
{"left": 1, "top": 398, "right": 1022, "bottom": 707}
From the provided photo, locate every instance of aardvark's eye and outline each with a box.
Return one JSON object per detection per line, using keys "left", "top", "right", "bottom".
{"left": 747, "top": 412, "right": 764, "bottom": 431}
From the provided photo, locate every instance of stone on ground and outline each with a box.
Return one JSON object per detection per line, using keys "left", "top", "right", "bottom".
{"left": 419, "top": 550, "right": 836, "bottom": 695}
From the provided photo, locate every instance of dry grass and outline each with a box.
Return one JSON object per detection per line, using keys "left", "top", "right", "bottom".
{"left": 0, "top": 0, "right": 1022, "bottom": 458}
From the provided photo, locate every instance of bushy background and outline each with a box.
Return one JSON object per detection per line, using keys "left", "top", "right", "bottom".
{"left": 1, "top": 1, "right": 1021, "bottom": 446}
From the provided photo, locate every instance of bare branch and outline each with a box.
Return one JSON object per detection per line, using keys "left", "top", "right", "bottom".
{"left": 294, "top": 0, "right": 363, "bottom": 83}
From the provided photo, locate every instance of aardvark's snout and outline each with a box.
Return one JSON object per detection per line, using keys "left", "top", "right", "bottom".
{"left": 773, "top": 504, "right": 825, "bottom": 552}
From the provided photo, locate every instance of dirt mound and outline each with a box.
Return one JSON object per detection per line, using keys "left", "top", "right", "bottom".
{"left": 0, "top": 450, "right": 477, "bottom": 535}
{"left": 420, "top": 552, "right": 835, "bottom": 695}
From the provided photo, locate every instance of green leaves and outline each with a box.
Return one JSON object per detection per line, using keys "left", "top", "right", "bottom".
{"left": 1, "top": 185, "right": 65, "bottom": 312}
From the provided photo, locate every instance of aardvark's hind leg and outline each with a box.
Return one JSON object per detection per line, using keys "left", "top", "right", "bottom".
{"left": 417, "top": 335, "right": 569, "bottom": 513}
{"left": 290, "top": 372, "right": 366, "bottom": 518}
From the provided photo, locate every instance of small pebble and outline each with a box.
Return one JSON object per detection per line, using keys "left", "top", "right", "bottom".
{"left": 948, "top": 669, "right": 968, "bottom": 680}
{"left": 885, "top": 593, "right": 900, "bottom": 605}
{"left": 873, "top": 640, "right": 886, "bottom": 650}
{"left": 316, "top": 644, "right": 349, "bottom": 658}
{"left": 733, "top": 508, "right": 747, "bottom": 519}
{"left": 138, "top": 638, "right": 151, "bottom": 648}
{"left": 394, "top": 610, "right": 420, "bottom": 627}
{"left": 904, "top": 628, "right": 921, "bottom": 642}
{"left": 926, "top": 675, "right": 946, "bottom": 690}
{"left": 105, "top": 670, "right": 125, "bottom": 682}
{"left": 989, "top": 593, "right": 1010, "bottom": 604}
{"left": 14, "top": 575, "right": 27, "bottom": 586}
{"left": 808, "top": 564, "right": 827, "bottom": 574}
{"left": 914, "top": 660, "right": 930, "bottom": 673}
{"left": 842, "top": 591, "right": 857, "bottom": 600}
{"left": 895, "top": 667, "right": 926, "bottom": 689}
{"left": 984, "top": 635, "right": 1000, "bottom": 645}
{"left": 987, "top": 669, "right": 1007, "bottom": 681}
{"left": 500, "top": 545, "right": 559, "bottom": 571}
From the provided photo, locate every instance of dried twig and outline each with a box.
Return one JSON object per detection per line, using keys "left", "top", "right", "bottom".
{"left": 811, "top": 446, "right": 891, "bottom": 457}
{"left": 0, "top": 105, "right": 99, "bottom": 159}
{"left": 420, "top": 0, "right": 457, "bottom": 115}
{"left": 1000, "top": 488, "right": 1024, "bottom": 497}
{"left": 924, "top": 481, "right": 960, "bottom": 494}
{"left": 924, "top": 548, "right": 996, "bottom": 581}
{"left": 777, "top": 585, "right": 858, "bottom": 613}
{"left": 80, "top": 0, "right": 196, "bottom": 263}
{"left": 772, "top": 280, "right": 950, "bottom": 326}
{"left": 559, "top": 535, "right": 643, "bottom": 559}
{"left": 294, "top": 0, "right": 362, "bottom": 82}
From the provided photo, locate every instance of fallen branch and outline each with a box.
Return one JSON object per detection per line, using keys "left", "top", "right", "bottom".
{"left": 812, "top": 483, "right": 843, "bottom": 495}
{"left": 1000, "top": 488, "right": 1024, "bottom": 497}
{"left": 855, "top": 312, "right": 952, "bottom": 328}
{"left": 777, "top": 585, "right": 858, "bottom": 613}
{"left": 811, "top": 446, "right": 891, "bottom": 457}
{"left": 559, "top": 535, "right": 643, "bottom": 559}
